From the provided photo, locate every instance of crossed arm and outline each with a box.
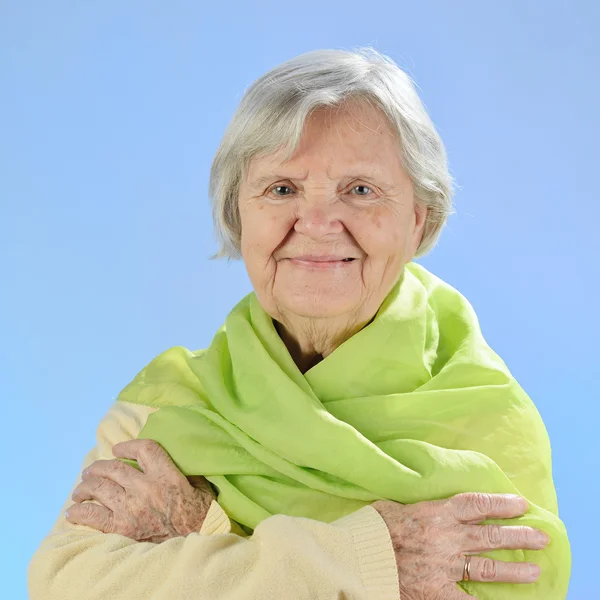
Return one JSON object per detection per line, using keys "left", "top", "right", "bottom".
{"left": 27, "top": 401, "right": 400, "bottom": 600}
{"left": 29, "top": 398, "right": 570, "bottom": 599}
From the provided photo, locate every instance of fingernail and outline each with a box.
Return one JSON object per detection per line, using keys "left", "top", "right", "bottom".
{"left": 515, "top": 496, "right": 528, "bottom": 511}
{"left": 507, "top": 494, "right": 528, "bottom": 511}
{"left": 64, "top": 510, "right": 70, "bottom": 519}
{"left": 535, "top": 532, "right": 550, "bottom": 548}
{"left": 527, "top": 564, "right": 541, "bottom": 581}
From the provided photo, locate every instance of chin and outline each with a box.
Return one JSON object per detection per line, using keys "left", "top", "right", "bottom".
{"left": 279, "top": 291, "right": 359, "bottom": 319}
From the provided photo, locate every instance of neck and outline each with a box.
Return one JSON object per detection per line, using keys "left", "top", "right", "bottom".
{"left": 274, "top": 312, "right": 375, "bottom": 374}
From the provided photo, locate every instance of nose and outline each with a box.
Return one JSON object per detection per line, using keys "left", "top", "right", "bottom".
{"left": 293, "top": 201, "right": 344, "bottom": 239}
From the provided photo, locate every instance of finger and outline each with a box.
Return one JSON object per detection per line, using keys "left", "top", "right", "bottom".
{"left": 84, "top": 459, "right": 143, "bottom": 487}
{"left": 65, "top": 501, "right": 115, "bottom": 534}
{"left": 451, "top": 555, "right": 541, "bottom": 584}
{"left": 112, "top": 439, "right": 181, "bottom": 478}
{"left": 72, "top": 476, "right": 125, "bottom": 510}
{"left": 449, "top": 492, "right": 529, "bottom": 523}
{"left": 188, "top": 475, "right": 216, "bottom": 496}
{"left": 463, "top": 524, "right": 549, "bottom": 552}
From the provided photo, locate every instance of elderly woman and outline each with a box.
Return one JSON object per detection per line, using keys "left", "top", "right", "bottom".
{"left": 28, "top": 48, "right": 570, "bottom": 600}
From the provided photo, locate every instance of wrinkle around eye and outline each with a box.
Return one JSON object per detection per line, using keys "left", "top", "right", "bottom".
{"left": 266, "top": 183, "right": 379, "bottom": 200}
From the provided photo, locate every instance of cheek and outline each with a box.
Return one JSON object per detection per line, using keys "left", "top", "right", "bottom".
{"left": 240, "top": 207, "right": 294, "bottom": 260}
{"left": 350, "top": 207, "right": 403, "bottom": 258}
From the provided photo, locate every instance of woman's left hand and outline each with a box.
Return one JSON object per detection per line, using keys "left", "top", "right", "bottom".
{"left": 65, "top": 439, "right": 217, "bottom": 543}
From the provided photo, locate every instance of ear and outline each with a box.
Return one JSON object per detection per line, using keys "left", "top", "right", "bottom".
{"left": 407, "top": 202, "right": 428, "bottom": 259}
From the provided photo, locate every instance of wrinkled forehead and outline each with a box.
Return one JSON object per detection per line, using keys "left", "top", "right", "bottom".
{"left": 243, "top": 107, "right": 402, "bottom": 191}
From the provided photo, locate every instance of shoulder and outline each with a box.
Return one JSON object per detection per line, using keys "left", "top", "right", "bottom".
{"left": 94, "top": 401, "right": 159, "bottom": 450}
{"left": 116, "top": 346, "right": 209, "bottom": 408}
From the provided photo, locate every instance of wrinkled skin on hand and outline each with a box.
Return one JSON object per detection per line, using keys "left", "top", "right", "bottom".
{"left": 66, "top": 439, "right": 217, "bottom": 544}
{"left": 372, "top": 492, "right": 549, "bottom": 600}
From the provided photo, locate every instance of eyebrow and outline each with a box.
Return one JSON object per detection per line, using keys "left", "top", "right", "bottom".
{"left": 247, "top": 171, "right": 392, "bottom": 191}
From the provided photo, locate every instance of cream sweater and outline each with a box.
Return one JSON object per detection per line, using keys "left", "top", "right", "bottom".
{"left": 28, "top": 400, "right": 400, "bottom": 600}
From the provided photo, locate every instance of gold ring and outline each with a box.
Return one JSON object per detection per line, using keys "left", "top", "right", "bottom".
{"left": 462, "top": 555, "right": 472, "bottom": 582}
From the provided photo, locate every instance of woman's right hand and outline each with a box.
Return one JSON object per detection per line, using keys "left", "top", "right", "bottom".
{"left": 371, "top": 492, "right": 549, "bottom": 600}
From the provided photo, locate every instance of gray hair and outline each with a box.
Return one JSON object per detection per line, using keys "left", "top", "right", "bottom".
{"left": 208, "top": 47, "right": 456, "bottom": 259}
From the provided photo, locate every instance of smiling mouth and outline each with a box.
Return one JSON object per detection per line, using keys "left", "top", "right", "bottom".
{"left": 288, "top": 256, "right": 357, "bottom": 262}
{"left": 290, "top": 258, "right": 356, "bottom": 262}
{"left": 287, "top": 257, "right": 358, "bottom": 269}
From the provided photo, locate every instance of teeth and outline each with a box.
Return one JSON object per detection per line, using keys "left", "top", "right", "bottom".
{"left": 342, "top": 258, "right": 354, "bottom": 262}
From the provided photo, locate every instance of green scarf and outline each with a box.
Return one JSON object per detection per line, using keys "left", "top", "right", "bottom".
{"left": 117, "top": 261, "right": 570, "bottom": 598}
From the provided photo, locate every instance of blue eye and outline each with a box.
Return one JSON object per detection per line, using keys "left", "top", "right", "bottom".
{"left": 353, "top": 185, "right": 372, "bottom": 196}
{"left": 271, "top": 185, "right": 293, "bottom": 196}
{"left": 268, "top": 183, "right": 373, "bottom": 198}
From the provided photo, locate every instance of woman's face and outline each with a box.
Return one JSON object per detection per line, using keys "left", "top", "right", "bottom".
{"left": 238, "top": 100, "right": 427, "bottom": 324}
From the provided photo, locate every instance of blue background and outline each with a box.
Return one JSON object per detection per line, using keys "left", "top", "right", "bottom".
{"left": 2, "top": 1, "right": 597, "bottom": 598}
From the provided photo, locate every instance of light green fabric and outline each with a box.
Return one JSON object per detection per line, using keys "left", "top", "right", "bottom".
{"left": 117, "top": 261, "right": 570, "bottom": 598}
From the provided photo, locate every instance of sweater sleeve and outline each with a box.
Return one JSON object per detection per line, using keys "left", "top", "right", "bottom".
{"left": 28, "top": 401, "right": 399, "bottom": 600}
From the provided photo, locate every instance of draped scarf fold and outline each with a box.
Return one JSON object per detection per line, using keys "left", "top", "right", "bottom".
{"left": 116, "top": 261, "right": 570, "bottom": 598}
